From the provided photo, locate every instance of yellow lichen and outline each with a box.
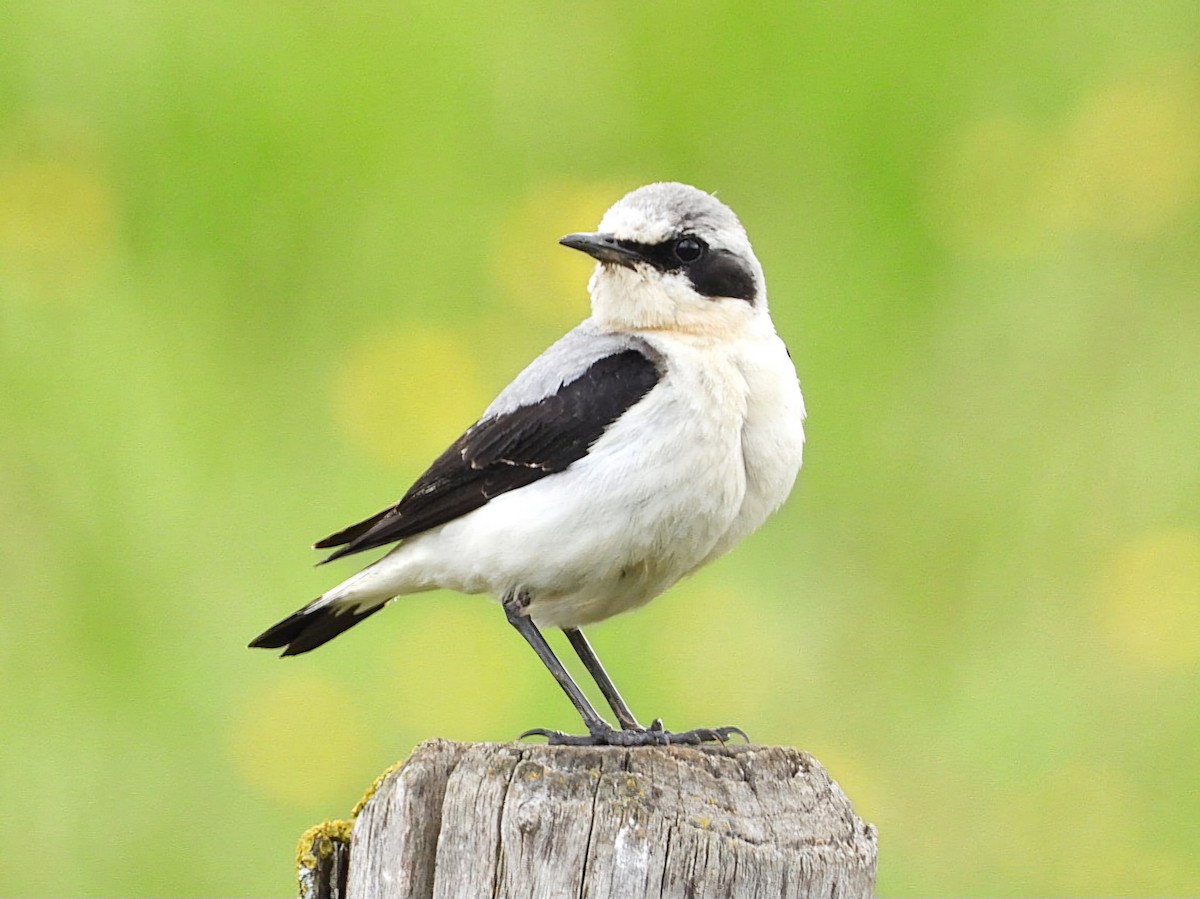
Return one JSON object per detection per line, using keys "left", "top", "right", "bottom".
{"left": 351, "top": 757, "right": 409, "bottom": 819}
{"left": 296, "top": 819, "right": 353, "bottom": 870}
{"left": 294, "top": 749, "right": 423, "bottom": 897}
{"left": 296, "top": 820, "right": 353, "bottom": 898}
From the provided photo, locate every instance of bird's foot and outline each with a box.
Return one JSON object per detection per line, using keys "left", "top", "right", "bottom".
{"left": 519, "top": 719, "right": 749, "bottom": 747}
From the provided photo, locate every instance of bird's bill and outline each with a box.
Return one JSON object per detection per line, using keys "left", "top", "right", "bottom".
{"left": 559, "top": 232, "right": 643, "bottom": 268}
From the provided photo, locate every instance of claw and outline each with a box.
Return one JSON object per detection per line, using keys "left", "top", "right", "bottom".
{"left": 676, "top": 720, "right": 748, "bottom": 744}
{"left": 518, "top": 727, "right": 607, "bottom": 746}
{"left": 516, "top": 723, "right": 750, "bottom": 747}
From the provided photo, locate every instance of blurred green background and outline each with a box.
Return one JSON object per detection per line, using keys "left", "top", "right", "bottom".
{"left": 2, "top": 2, "right": 1198, "bottom": 895}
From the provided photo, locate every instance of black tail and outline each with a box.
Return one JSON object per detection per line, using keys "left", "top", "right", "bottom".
{"left": 248, "top": 601, "right": 385, "bottom": 656}
{"left": 313, "top": 508, "right": 392, "bottom": 551}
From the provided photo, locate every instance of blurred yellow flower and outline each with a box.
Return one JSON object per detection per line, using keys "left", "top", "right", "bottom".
{"left": 379, "top": 601, "right": 541, "bottom": 738}
{"left": 1057, "top": 69, "right": 1200, "bottom": 237}
{"left": 1098, "top": 529, "right": 1200, "bottom": 669}
{"left": 227, "top": 672, "right": 379, "bottom": 807}
{"left": 331, "top": 324, "right": 492, "bottom": 468}
{"left": 930, "top": 64, "right": 1200, "bottom": 256}
{"left": 490, "top": 179, "right": 628, "bottom": 331}
{"left": 0, "top": 114, "right": 117, "bottom": 296}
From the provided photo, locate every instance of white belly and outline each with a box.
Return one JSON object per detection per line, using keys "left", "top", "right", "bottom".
{"left": 418, "top": 352, "right": 746, "bottom": 627}
{"left": 335, "top": 325, "right": 804, "bottom": 630}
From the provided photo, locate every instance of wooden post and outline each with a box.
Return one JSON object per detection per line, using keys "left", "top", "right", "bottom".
{"left": 298, "top": 739, "right": 877, "bottom": 899}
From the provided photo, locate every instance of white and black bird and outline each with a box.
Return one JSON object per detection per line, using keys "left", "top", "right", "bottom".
{"left": 250, "top": 182, "right": 806, "bottom": 746}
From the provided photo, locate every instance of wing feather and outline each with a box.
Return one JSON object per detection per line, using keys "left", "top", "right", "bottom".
{"left": 315, "top": 348, "right": 662, "bottom": 563}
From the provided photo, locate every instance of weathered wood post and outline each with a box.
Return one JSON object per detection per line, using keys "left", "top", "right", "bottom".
{"left": 298, "top": 739, "right": 877, "bottom": 899}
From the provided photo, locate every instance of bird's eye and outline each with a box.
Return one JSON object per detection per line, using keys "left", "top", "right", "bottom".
{"left": 672, "top": 236, "right": 706, "bottom": 264}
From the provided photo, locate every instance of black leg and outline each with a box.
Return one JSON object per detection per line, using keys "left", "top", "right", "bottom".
{"left": 563, "top": 628, "right": 643, "bottom": 731}
{"left": 502, "top": 591, "right": 613, "bottom": 737}
{"left": 504, "top": 591, "right": 752, "bottom": 748}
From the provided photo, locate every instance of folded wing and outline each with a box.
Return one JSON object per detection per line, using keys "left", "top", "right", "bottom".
{"left": 316, "top": 346, "right": 662, "bottom": 562}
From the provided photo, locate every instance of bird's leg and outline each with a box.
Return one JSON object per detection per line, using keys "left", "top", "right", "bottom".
{"left": 501, "top": 590, "right": 615, "bottom": 739}
{"left": 504, "top": 593, "right": 752, "bottom": 748}
{"left": 562, "top": 627, "right": 644, "bottom": 731}
{"left": 558, "top": 627, "right": 752, "bottom": 746}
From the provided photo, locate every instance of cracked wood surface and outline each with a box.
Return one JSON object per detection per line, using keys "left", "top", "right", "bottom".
{"left": 334, "top": 739, "right": 876, "bottom": 898}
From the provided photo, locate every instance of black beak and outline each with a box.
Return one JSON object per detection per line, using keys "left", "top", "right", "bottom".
{"left": 559, "top": 232, "right": 643, "bottom": 269}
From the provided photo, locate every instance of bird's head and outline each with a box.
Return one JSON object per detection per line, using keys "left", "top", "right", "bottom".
{"left": 560, "top": 183, "right": 769, "bottom": 336}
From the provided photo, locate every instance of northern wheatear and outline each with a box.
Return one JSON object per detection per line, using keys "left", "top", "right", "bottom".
{"left": 251, "top": 182, "right": 806, "bottom": 746}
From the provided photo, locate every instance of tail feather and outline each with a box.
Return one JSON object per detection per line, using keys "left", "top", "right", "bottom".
{"left": 249, "top": 600, "right": 386, "bottom": 656}
{"left": 313, "top": 508, "right": 393, "bottom": 551}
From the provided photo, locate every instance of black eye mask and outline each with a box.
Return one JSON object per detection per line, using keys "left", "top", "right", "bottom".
{"left": 615, "top": 236, "right": 757, "bottom": 303}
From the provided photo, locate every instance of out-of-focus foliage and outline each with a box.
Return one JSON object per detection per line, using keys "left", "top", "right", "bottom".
{"left": 2, "top": 3, "right": 1198, "bottom": 895}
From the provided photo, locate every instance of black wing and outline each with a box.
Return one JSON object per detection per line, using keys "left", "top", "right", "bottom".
{"left": 315, "top": 348, "right": 662, "bottom": 563}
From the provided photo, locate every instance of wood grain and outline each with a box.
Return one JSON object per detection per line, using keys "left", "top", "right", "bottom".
{"left": 310, "top": 739, "right": 876, "bottom": 898}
